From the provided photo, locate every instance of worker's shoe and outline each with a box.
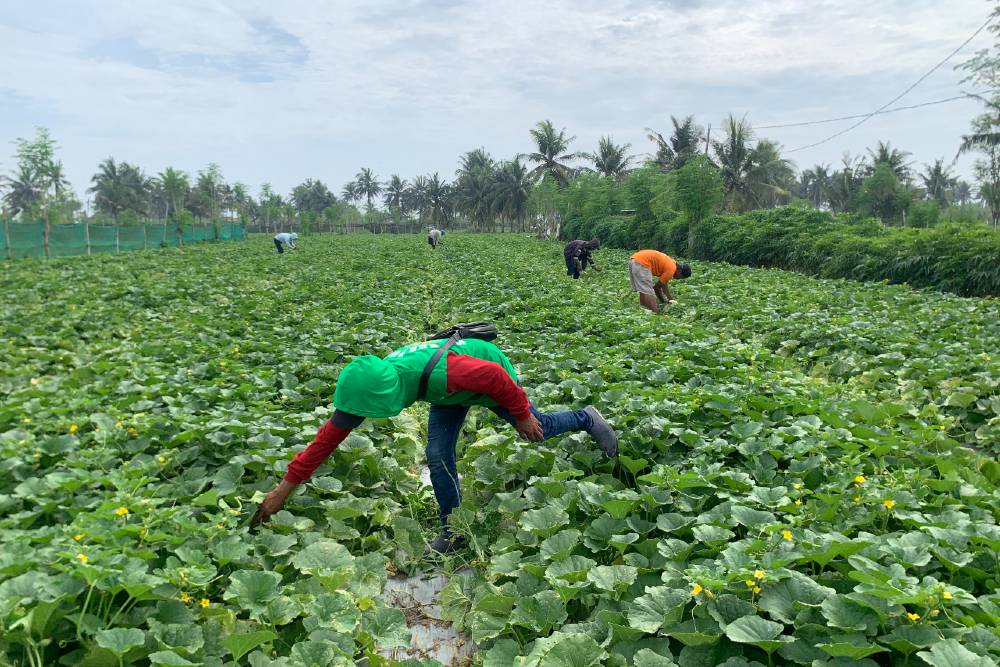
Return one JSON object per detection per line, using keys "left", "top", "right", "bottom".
{"left": 428, "top": 531, "right": 466, "bottom": 555}
{"left": 584, "top": 406, "right": 619, "bottom": 457}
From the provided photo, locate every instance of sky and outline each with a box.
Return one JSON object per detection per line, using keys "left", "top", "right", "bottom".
{"left": 0, "top": 0, "right": 994, "bottom": 203}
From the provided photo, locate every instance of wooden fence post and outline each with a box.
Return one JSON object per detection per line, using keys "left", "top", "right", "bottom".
{"left": 85, "top": 220, "right": 91, "bottom": 255}
{"left": 144, "top": 224, "right": 148, "bottom": 250}
{"left": 3, "top": 218, "right": 10, "bottom": 260}
{"left": 44, "top": 219, "right": 50, "bottom": 259}
{"left": 115, "top": 224, "right": 120, "bottom": 253}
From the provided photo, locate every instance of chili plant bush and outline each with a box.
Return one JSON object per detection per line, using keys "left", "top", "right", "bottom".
{"left": 1, "top": 234, "right": 998, "bottom": 666}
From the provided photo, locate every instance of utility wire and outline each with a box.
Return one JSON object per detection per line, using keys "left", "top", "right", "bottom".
{"left": 784, "top": 17, "right": 992, "bottom": 153}
{"left": 756, "top": 94, "right": 972, "bottom": 129}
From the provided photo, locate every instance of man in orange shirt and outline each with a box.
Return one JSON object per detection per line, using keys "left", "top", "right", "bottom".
{"left": 629, "top": 249, "right": 691, "bottom": 312}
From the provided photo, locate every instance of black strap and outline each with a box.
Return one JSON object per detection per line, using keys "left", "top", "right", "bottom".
{"left": 417, "top": 334, "right": 461, "bottom": 401}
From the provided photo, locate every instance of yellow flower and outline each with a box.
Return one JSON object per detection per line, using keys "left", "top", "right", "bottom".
{"left": 883, "top": 499, "right": 896, "bottom": 510}
{"left": 792, "top": 483, "right": 803, "bottom": 489}
{"left": 907, "top": 612, "right": 920, "bottom": 621}
{"left": 691, "top": 583, "right": 703, "bottom": 596}
{"left": 745, "top": 579, "right": 756, "bottom": 588}
{"left": 115, "top": 421, "right": 124, "bottom": 428}
{"left": 854, "top": 474, "right": 866, "bottom": 485}
{"left": 76, "top": 553, "right": 88, "bottom": 563}
{"left": 114, "top": 506, "right": 129, "bottom": 517}
{"left": 782, "top": 530, "right": 793, "bottom": 541}
{"left": 73, "top": 533, "right": 84, "bottom": 541}
{"left": 753, "top": 570, "right": 765, "bottom": 580}
{"left": 942, "top": 591, "right": 953, "bottom": 601}
{"left": 753, "top": 586, "right": 761, "bottom": 594}
{"left": 30, "top": 378, "right": 41, "bottom": 385}
{"left": 158, "top": 455, "right": 167, "bottom": 462}
{"left": 69, "top": 424, "right": 79, "bottom": 434}
{"left": 127, "top": 427, "right": 136, "bottom": 434}
{"left": 930, "top": 609, "right": 940, "bottom": 617}
{"left": 794, "top": 499, "right": 802, "bottom": 506}
{"left": 180, "top": 592, "right": 191, "bottom": 603}
{"left": 22, "top": 417, "right": 31, "bottom": 424}
{"left": 200, "top": 598, "right": 210, "bottom": 608}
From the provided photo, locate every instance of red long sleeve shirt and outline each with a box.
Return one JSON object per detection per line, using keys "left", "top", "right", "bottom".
{"left": 283, "top": 353, "right": 531, "bottom": 484}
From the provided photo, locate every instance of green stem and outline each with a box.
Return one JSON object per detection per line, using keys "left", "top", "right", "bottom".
{"left": 77, "top": 583, "right": 95, "bottom": 641}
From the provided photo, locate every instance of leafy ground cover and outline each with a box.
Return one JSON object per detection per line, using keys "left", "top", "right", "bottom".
{"left": 1, "top": 234, "right": 998, "bottom": 666}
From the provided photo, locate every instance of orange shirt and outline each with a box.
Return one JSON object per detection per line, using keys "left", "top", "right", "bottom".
{"left": 631, "top": 250, "right": 677, "bottom": 284}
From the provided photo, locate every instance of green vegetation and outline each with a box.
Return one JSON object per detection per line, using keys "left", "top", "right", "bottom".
{"left": 1, "top": 234, "right": 997, "bottom": 665}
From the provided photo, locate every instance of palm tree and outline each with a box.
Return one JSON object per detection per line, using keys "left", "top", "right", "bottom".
{"left": 1, "top": 165, "right": 43, "bottom": 218}
{"left": 425, "top": 173, "right": 451, "bottom": 228}
{"left": 455, "top": 148, "right": 497, "bottom": 230}
{"left": 521, "top": 120, "right": 583, "bottom": 186}
{"left": 406, "top": 176, "right": 430, "bottom": 224}
{"left": 828, "top": 153, "right": 865, "bottom": 214}
{"left": 158, "top": 167, "right": 190, "bottom": 221}
{"left": 355, "top": 168, "right": 382, "bottom": 213}
{"left": 490, "top": 159, "right": 532, "bottom": 231}
{"left": 588, "top": 137, "right": 634, "bottom": 179}
{"left": 920, "top": 159, "right": 957, "bottom": 207}
{"left": 645, "top": 116, "right": 704, "bottom": 171}
{"left": 952, "top": 180, "right": 974, "bottom": 206}
{"left": 383, "top": 175, "right": 408, "bottom": 227}
{"left": 89, "top": 158, "right": 150, "bottom": 220}
{"left": 341, "top": 181, "right": 360, "bottom": 206}
{"left": 798, "top": 164, "right": 832, "bottom": 208}
{"left": 958, "top": 112, "right": 1000, "bottom": 228}
{"left": 866, "top": 141, "right": 913, "bottom": 183}
{"left": 712, "top": 116, "right": 793, "bottom": 212}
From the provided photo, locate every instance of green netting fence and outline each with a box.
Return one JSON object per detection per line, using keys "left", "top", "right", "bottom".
{"left": 0, "top": 221, "right": 246, "bottom": 260}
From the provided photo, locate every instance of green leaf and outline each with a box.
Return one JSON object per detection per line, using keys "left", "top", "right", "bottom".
{"left": 540, "top": 529, "right": 581, "bottom": 561}
{"left": 521, "top": 631, "right": 606, "bottom": 667}
{"left": 148, "top": 650, "right": 200, "bottom": 667}
{"left": 364, "top": 607, "right": 411, "bottom": 648}
{"left": 730, "top": 506, "right": 775, "bottom": 528}
{"left": 520, "top": 504, "right": 570, "bottom": 536}
{"left": 817, "top": 642, "right": 888, "bottom": 660}
{"left": 511, "top": 590, "right": 567, "bottom": 631}
{"left": 290, "top": 539, "right": 354, "bottom": 575}
{"left": 223, "top": 570, "right": 282, "bottom": 618}
{"left": 224, "top": 630, "right": 277, "bottom": 662}
{"left": 587, "top": 565, "right": 638, "bottom": 594}
{"left": 723, "top": 615, "right": 790, "bottom": 654}
{"left": 820, "top": 596, "right": 880, "bottom": 632}
{"left": 707, "top": 595, "right": 755, "bottom": 629}
{"left": 916, "top": 639, "right": 997, "bottom": 667}
{"left": 634, "top": 648, "right": 679, "bottom": 667}
{"left": 95, "top": 628, "right": 145, "bottom": 656}
{"left": 303, "top": 592, "right": 360, "bottom": 634}
{"left": 627, "top": 586, "right": 690, "bottom": 633}
{"left": 757, "top": 573, "right": 835, "bottom": 624}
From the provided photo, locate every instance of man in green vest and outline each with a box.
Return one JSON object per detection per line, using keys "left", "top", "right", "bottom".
{"left": 251, "top": 337, "right": 618, "bottom": 553}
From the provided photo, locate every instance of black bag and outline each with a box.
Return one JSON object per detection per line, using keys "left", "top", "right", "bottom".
{"left": 417, "top": 322, "right": 498, "bottom": 400}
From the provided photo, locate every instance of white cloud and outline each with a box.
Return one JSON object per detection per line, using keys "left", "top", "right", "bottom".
{"left": 0, "top": 0, "right": 990, "bottom": 197}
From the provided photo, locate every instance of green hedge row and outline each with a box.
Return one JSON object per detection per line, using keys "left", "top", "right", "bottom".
{"left": 563, "top": 207, "right": 1000, "bottom": 298}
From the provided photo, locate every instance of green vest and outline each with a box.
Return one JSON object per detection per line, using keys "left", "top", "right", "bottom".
{"left": 333, "top": 338, "right": 519, "bottom": 418}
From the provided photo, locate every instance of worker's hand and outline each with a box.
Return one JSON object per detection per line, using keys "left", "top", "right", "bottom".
{"left": 515, "top": 415, "right": 544, "bottom": 442}
{"left": 667, "top": 299, "right": 678, "bottom": 305}
{"left": 250, "top": 481, "right": 294, "bottom": 526}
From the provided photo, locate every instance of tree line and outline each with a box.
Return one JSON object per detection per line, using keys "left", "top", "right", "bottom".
{"left": 6, "top": 7, "right": 1000, "bottom": 235}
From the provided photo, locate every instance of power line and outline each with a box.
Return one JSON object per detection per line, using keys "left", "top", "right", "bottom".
{"left": 785, "top": 17, "right": 992, "bottom": 153}
{"left": 756, "top": 95, "right": 972, "bottom": 129}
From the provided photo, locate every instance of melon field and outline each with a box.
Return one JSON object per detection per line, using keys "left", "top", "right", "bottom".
{"left": 1, "top": 233, "right": 999, "bottom": 667}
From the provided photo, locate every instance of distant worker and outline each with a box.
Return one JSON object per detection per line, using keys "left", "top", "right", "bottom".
{"left": 563, "top": 238, "right": 601, "bottom": 279}
{"left": 629, "top": 249, "right": 691, "bottom": 312}
{"left": 274, "top": 232, "right": 298, "bottom": 254}
{"left": 251, "top": 333, "right": 618, "bottom": 554}
{"left": 428, "top": 228, "right": 444, "bottom": 249}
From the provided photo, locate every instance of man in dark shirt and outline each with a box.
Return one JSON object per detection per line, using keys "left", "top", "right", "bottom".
{"left": 564, "top": 239, "right": 601, "bottom": 279}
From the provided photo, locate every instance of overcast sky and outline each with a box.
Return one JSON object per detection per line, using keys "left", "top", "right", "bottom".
{"left": 0, "top": 0, "right": 993, "bottom": 202}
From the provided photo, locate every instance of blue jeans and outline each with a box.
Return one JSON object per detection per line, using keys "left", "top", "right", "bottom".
{"left": 425, "top": 403, "right": 592, "bottom": 529}
{"left": 274, "top": 238, "right": 284, "bottom": 254}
